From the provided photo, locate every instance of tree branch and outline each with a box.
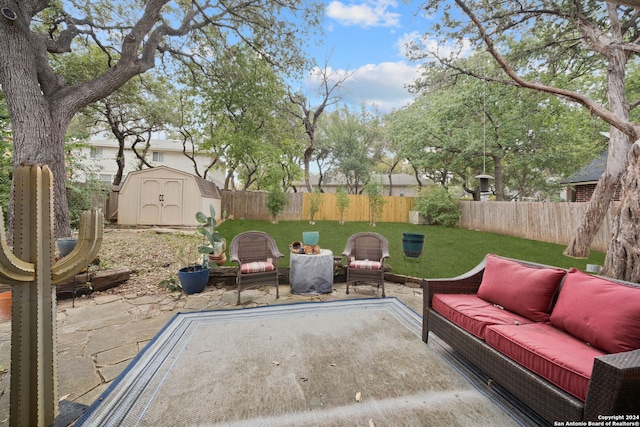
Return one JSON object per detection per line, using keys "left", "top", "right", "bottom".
{"left": 453, "top": 0, "right": 637, "bottom": 139}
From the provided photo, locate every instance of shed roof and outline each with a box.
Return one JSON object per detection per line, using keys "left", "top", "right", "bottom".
{"left": 194, "top": 174, "right": 221, "bottom": 198}
{"left": 123, "top": 166, "right": 221, "bottom": 198}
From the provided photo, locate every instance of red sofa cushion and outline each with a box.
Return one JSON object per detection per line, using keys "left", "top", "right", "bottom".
{"left": 485, "top": 323, "right": 605, "bottom": 401}
{"left": 432, "top": 294, "right": 533, "bottom": 340}
{"left": 477, "top": 254, "right": 566, "bottom": 322}
{"left": 550, "top": 269, "right": 640, "bottom": 353}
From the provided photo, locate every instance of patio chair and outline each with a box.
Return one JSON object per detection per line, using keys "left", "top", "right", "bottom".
{"left": 230, "top": 231, "right": 284, "bottom": 305}
{"left": 342, "top": 232, "right": 390, "bottom": 298}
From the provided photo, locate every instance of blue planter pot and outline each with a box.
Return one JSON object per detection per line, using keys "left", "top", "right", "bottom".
{"left": 57, "top": 238, "right": 78, "bottom": 257}
{"left": 402, "top": 233, "right": 425, "bottom": 258}
{"left": 178, "top": 265, "right": 210, "bottom": 295}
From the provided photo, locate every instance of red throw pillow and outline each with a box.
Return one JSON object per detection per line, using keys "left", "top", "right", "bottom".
{"left": 350, "top": 260, "right": 382, "bottom": 270}
{"left": 477, "top": 254, "right": 566, "bottom": 322}
{"left": 550, "top": 269, "right": 640, "bottom": 353}
{"left": 240, "top": 261, "right": 275, "bottom": 274}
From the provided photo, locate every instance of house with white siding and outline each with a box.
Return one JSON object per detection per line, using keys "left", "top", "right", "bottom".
{"left": 71, "top": 132, "right": 225, "bottom": 188}
{"left": 301, "top": 173, "right": 424, "bottom": 197}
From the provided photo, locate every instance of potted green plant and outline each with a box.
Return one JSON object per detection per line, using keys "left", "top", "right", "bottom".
{"left": 178, "top": 263, "right": 210, "bottom": 295}
{"left": 196, "top": 204, "right": 226, "bottom": 267}
{"left": 175, "top": 207, "right": 223, "bottom": 295}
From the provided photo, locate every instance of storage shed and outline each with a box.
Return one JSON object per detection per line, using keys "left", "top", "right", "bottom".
{"left": 117, "top": 166, "right": 222, "bottom": 226}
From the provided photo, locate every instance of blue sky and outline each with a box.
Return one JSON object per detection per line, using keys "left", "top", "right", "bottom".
{"left": 299, "top": 0, "right": 436, "bottom": 113}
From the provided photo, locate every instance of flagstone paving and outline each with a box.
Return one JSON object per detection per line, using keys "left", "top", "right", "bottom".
{"left": 0, "top": 281, "right": 422, "bottom": 425}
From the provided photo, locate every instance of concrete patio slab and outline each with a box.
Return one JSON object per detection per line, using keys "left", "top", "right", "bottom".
{"left": 0, "top": 281, "right": 423, "bottom": 426}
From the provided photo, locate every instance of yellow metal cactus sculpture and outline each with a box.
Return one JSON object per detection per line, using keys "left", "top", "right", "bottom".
{"left": 0, "top": 165, "right": 103, "bottom": 427}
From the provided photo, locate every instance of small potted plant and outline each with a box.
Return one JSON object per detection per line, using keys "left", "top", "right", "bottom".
{"left": 176, "top": 206, "right": 223, "bottom": 295}
{"left": 196, "top": 204, "right": 226, "bottom": 266}
{"left": 177, "top": 254, "right": 210, "bottom": 295}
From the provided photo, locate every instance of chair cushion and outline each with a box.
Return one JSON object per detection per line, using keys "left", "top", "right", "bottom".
{"left": 350, "top": 260, "right": 382, "bottom": 270}
{"left": 240, "top": 261, "right": 275, "bottom": 274}
{"left": 477, "top": 254, "right": 566, "bottom": 322}
{"left": 550, "top": 269, "right": 640, "bottom": 353}
{"left": 432, "top": 294, "right": 533, "bottom": 340}
{"left": 485, "top": 323, "right": 605, "bottom": 401}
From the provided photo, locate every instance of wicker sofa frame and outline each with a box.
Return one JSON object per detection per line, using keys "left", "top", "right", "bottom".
{"left": 422, "top": 256, "right": 640, "bottom": 424}
{"left": 229, "top": 231, "right": 284, "bottom": 305}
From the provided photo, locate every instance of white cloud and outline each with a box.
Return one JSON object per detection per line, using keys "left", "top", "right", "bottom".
{"left": 305, "top": 61, "right": 420, "bottom": 112}
{"left": 396, "top": 31, "right": 421, "bottom": 59}
{"left": 326, "top": 0, "right": 401, "bottom": 28}
{"left": 399, "top": 31, "right": 475, "bottom": 61}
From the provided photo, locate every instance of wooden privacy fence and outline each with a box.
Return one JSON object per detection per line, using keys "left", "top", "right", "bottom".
{"left": 221, "top": 191, "right": 303, "bottom": 221}
{"left": 203, "top": 191, "right": 615, "bottom": 252}
{"left": 459, "top": 201, "right": 618, "bottom": 252}
{"left": 302, "top": 192, "right": 415, "bottom": 223}
{"left": 220, "top": 190, "right": 416, "bottom": 223}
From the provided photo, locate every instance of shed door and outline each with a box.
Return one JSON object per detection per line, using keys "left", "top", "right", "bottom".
{"left": 139, "top": 178, "right": 184, "bottom": 225}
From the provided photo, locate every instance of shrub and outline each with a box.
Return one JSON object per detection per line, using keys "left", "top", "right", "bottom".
{"left": 266, "top": 186, "right": 288, "bottom": 224}
{"left": 66, "top": 179, "right": 110, "bottom": 230}
{"left": 364, "top": 178, "right": 386, "bottom": 226}
{"left": 414, "top": 185, "right": 461, "bottom": 227}
{"left": 307, "top": 189, "right": 322, "bottom": 224}
{"left": 335, "top": 186, "right": 350, "bottom": 225}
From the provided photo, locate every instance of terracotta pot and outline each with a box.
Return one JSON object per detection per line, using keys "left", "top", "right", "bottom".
{"left": 0, "top": 291, "right": 11, "bottom": 322}
{"left": 290, "top": 241, "right": 304, "bottom": 253}
{"left": 208, "top": 253, "right": 227, "bottom": 266}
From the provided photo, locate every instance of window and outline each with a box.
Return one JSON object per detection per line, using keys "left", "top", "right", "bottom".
{"left": 152, "top": 152, "right": 165, "bottom": 162}
{"left": 90, "top": 148, "right": 103, "bottom": 159}
{"left": 99, "top": 174, "right": 112, "bottom": 183}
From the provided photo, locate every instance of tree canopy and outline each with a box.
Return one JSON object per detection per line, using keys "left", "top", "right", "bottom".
{"left": 394, "top": 54, "right": 603, "bottom": 201}
{"left": 0, "top": 0, "right": 322, "bottom": 237}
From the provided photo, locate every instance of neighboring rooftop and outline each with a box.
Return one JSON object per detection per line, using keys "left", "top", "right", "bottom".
{"left": 563, "top": 151, "right": 607, "bottom": 184}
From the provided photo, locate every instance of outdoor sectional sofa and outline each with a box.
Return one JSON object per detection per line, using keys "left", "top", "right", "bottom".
{"left": 422, "top": 254, "right": 640, "bottom": 425}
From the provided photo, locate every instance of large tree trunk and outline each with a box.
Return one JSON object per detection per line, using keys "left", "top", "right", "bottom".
{"left": 602, "top": 141, "right": 640, "bottom": 282}
{"left": 563, "top": 131, "right": 629, "bottom": 258}
{"left": 564, "top": 8, "right": 631, "bottom": 258}
{"left": 564, "top": 144, "right": 629, "bottom": 257}
{"left": 10, "top": 114, "right": 71, "bottom": 239}
{"left": 1, "top": 19, "right": 71, "bottom": 239}
{"left": 303, "top": 146, "right": 313, "bottom": 192}
{"left": 10, "top": 119, "right": 71, "bottom": 239}
{"left": 113, "top": 136, "right": 126, "bottom": 186}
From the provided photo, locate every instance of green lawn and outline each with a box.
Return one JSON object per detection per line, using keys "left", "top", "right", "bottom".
{"left": 216, "top": 220, "right": 606, "bottom": 278}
